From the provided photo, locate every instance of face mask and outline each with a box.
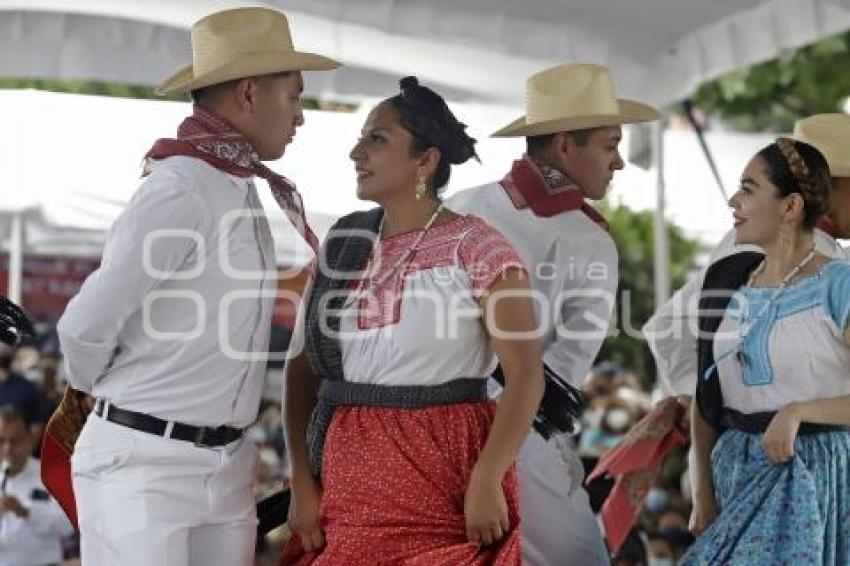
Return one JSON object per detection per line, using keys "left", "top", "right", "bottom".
{"left": 645, "top": 486, "right": 670, "bottom": 514}
{"left": 603, "top": 408, "right": 631, "bottom": 433}
{"left": 648, "top": 558, "right": 675, "bottom": 566}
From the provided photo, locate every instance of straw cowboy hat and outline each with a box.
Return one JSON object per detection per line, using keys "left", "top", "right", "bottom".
{"left": 793, "top": 114, "right": 850, "bottom": 177}
{"left": 157, "top": 7, "right": 340, "bottom": 95}
{"left": 493, "top": 63, "right": 659, "bottom": 137}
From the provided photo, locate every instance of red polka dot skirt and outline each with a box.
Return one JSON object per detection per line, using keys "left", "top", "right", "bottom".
{"left": 281, "top": 401, "right": 521, "bottom": 565}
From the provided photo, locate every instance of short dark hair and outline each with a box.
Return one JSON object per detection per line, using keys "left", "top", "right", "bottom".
{"left": 755, "top": 138, "right": 831, "bottom": 230}
{"left": 0, "top": 405, "right": 26, "bottom": 429}
{"left": 385, "top": 76, "right": 478, "bottom": 197}
{"left": 190, "top": 72, "right": 294, "bottom": 105}
{"left": 190, "top": 79, "right": 238, "bottom": 105}
{"left": 526, "top": 127, "right": 599, "bottom": 156}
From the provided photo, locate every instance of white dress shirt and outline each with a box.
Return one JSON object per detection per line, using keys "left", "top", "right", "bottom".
{"left": 0, "top": 458, "right": 74, "bottom": 566}
{"left": 58, "top": 156, "right": 277, "bottom": 428}
{"left": 448, "top": 182, "right": 619, "bottom": 388}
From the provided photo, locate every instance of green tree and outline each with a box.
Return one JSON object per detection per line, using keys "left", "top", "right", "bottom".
{"left": 594, "top": 204, "right": 700, "bottom": 388}
{"left": 692, "top": 31, "right": 850, "bottom": 132}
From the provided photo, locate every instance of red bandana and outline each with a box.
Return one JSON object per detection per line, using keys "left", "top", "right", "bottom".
{"left": 816, "top": 216, "right": 839, "bottom": 238}
{"left": 499, "top": 155, "right": 609, "bottom": 230}
{"left": 144, "top": 106, "right": 319, "bottom": 254}
{"left": 587, "top": 398, "right": 688, "bottom": 554}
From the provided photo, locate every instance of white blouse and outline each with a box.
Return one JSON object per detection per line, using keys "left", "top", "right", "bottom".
{"left": 338, "top": 214, "right": 527, "bottom": 387}
{"left": 712, "top": 259, "right": 850, "bottom": 413}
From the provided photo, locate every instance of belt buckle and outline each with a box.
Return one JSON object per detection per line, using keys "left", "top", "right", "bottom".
{"left": 193, "top": 427, "right": 211, "bottom": 448}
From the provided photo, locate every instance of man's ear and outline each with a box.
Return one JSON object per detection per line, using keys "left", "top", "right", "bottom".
{"left": 233, "top": 78, "right": 257, "bottom": 113}
{"left": 554, "top": 131, "right": 573, "bottom": 158}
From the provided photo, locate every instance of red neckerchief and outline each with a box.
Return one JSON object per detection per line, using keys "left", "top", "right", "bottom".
{"left": 816, "top": 216, "right": 839, "bottom": 238}
{"left": 499, "top": 155, "right": 609, "bottom": 230}
{"left": 587, "top": 398, "right": 688, "bottom": 554}
{"left": 144, "top": 105, "right": 318, "bottom": 254}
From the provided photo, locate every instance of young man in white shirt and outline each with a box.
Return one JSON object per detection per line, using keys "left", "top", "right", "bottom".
{"left": 449, "top": 63, "right": 659, "bottom": 565}
{"left": 56, "top": 7, "right": 338, "bottom": 565}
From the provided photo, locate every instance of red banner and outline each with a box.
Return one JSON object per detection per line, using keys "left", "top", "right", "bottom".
{"left": 0, "top": 254, "right": 307, "bottom": 329}
{"left": 0, "top": 254, "right": 100, "bottom": 324}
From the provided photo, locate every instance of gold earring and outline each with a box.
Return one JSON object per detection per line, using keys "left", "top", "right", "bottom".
{"left": 415, "top": 176, "right": 428, "bottom": 201}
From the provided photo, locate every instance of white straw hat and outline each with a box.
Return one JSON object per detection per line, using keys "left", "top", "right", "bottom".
{"left": 157, "top": 7, "right": 340, "bottom": 95}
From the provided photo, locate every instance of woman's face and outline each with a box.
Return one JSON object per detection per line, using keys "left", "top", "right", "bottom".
{"left": 349, "top": 101, "right": 423, "bottom": 203}
{"left": 728, "top": 156, "right": 796, "bottom": 246}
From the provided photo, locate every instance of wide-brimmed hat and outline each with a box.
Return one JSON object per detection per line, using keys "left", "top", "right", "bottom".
{"left": 493, "top": 63, "right": 659, "bottom": 137}
{"left": 793, "top": 114, "right": 850, "bottom": 177}
{"left": 157, "top": 7, "right": 340, "bottom": 95}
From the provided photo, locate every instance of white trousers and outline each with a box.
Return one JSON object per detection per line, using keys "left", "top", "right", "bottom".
{"left": 71, "top": 414, "right": 258, "bottom": 566}
{"left": 517, "top": 431, "right": 610, "bottom": 566}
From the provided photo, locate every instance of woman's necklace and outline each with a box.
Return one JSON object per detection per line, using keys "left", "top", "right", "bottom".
{"left": 746, "top": 245, "right": 817, "bottom": 288}
{"left": 344, "top": 203, "right": 445, "bottom": 308}
{"left": 735, "top": 245, "right": 817, "bottom": 366}
{"left": 370, "top": 202, "right": 445, "bottom": 288}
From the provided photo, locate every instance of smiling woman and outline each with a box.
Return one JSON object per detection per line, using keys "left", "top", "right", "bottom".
{"left": 282, "top": 77, "right": 544, "bottom": 565}
{"left": 688, "top": 137, "right": 850, "bottom": 565}
{"left": 350, "top": 76, "right": 478, "bottom": 207}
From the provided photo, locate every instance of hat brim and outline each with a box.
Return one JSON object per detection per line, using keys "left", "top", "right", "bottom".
{"left": 492, "top": 99, "right": 660, "bottom": 138}
{"left": 156, "top": 50, "right": 341, "bottom": 95}
{"left": 828, "top": 163, "right": 850, "bottom": 177}
{"left": 790, "top": 132, "right": 850, "bottom": 178}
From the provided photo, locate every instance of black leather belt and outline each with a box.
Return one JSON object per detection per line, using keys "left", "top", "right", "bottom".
{"left": 94, "top": 400, "right": 243, "bottom": 448}
{"left": 722, "top": 408, "right": 850, "bottom": 435}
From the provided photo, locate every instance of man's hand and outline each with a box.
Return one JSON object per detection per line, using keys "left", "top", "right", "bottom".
{"left": 0, "top": 495, "right": 28, "bottom": 518}
{"left": 81, "top": 393, "right": 96, "bottom": 412}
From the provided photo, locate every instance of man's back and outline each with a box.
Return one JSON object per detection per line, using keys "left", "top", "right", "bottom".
{"left": 57, "top": 156, "right": 277, "bottom": 428}
{"left": 448, "top": 182, "right": 618, "bottom": 388}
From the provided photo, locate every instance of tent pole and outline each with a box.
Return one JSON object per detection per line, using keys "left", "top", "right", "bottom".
{"left": 652, "top": 115, "right": 671, "bottom": 307}
{"left": 8, "top": 210, "right": 24, "bottom": 305}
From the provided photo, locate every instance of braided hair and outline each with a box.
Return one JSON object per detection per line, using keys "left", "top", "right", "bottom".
{"left": 385, "top": 76, "right": 478, "bottom": 197}
{"left": 756, "top": 137, "right": 831, "bottom": 230}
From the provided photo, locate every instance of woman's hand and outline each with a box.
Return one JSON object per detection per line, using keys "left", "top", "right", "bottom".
{"left": 688, "top": 488, "right": 719, "bottom": 536}
{"left": 762, "top": 403, "right": 801, "bottom": 464}
{"left": 287, "top": 474, "right": 325, "bottom": 552}
{"left": 464, "top": 464, "right": 510, "bottom": 546}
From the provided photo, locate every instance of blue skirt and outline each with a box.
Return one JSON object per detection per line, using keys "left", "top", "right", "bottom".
{"left": 683, "top": 428, "right": 850, "bottom": 565}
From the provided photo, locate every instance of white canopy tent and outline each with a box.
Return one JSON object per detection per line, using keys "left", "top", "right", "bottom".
{"left": 2, "top": 0, "right": 850, "bottom": 106}
{"left": 2, "top": 0, "right": 849, "bottom": 307}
